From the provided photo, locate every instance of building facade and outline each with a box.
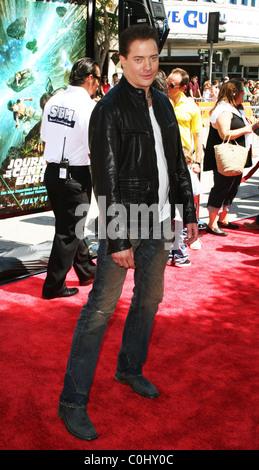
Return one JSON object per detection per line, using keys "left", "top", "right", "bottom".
{"left": 159, "top": 0, "right": 259, "bottom": 81}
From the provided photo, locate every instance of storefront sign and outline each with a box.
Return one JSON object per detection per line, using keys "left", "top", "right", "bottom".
{"left": 165, "top": 2, "right": 259, "bottom": 42}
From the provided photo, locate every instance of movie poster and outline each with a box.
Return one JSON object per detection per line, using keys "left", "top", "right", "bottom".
{"left": 0, "top": 0, "right": 86, "bottom": 216}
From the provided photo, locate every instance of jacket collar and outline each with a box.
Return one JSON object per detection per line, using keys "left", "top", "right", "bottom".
{"left": 119, "top": 75, "right": 152, "bottom": 100}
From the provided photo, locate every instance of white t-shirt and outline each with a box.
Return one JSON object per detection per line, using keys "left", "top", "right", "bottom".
{"left": 40, "top": 85, "right": 96, "bottom": 166}
{"left": 149, "top": 106, "right": 170, "bottom": 222}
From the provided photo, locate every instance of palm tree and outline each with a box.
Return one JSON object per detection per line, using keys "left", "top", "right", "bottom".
{"left": 93, "top": 0, "right": 118, "bottom": 72}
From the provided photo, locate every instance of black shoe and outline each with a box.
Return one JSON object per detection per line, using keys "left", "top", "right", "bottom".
{"left": 79, "top": 274, "right": 95, "bottom": 286}
{"left": 218, "top": 221, "right": 239, "bottom": 230}
{"left": 206, "top": 225, "right": 227, "bottom": 236}
{"left": 42, "top": 287, "right": 79, "bottom": 300}
{"left": 244, "top": 221, "right": 259, "bottom": 230}
{"left": 115, "top": 371, "right": 159, "bottom": 398}
{"left": 58, "top": 404, "right": 98, "bottom": 441}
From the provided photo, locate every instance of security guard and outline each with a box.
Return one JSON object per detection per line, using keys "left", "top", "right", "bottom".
{"left": 41, "top": 58, "right": 100, "bottom": 299}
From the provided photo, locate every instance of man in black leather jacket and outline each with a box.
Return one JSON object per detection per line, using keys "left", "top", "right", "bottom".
{"left": 58, "top": 24, "right": 198, "bottom": 441}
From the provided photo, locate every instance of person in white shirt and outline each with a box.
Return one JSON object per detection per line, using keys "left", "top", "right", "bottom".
{"left": 40, "top": 58, "right": 100, "bottom": 299}
{"left": 202, "top": 80, "right": 212, "bottom": 101}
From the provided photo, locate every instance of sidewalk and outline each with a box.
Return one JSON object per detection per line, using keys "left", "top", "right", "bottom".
{"left": 0, "top": 159, "right": 258, "bottom": 254}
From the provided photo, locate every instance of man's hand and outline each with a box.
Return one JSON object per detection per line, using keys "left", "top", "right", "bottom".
{"left": 112, "top": 248, "right": 135, "bottom": 269}
{"left": 184, "top": 223, "right": 199, "bottom": 245}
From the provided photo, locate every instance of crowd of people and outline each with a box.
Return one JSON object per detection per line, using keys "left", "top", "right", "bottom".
{"left": 153, "top": 71, "right": 258, "bottom": 249}
{"left": 195, "top": 75, "right": 259, "bottom": 108}
{"left": 40, "top": 24, "right": 258, "bottom": 442}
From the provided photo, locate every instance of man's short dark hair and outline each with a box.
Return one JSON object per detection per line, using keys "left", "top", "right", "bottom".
{"left": 171, "top": 68, "right": 190, "bottom": 88}
{"left": 119, "top": 24, "right": 159, "bottom": 58}
{"left": 69, "top": 57, "right": 99, "bottom": 86}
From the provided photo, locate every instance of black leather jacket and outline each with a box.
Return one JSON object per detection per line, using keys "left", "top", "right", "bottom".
{"left": 89, "top": 75, "right": 197, "bottom": 253}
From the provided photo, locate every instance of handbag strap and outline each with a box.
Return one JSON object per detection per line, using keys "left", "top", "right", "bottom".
{"left": 223, "top": 133, "right": 241, "bottom": 147}
{"left": 223, "top": 134, "right": 232, "bottom": 144}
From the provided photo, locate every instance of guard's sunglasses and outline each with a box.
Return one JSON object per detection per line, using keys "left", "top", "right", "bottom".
{"left": 93, "top": 74, "right": 101, "bottom": 82}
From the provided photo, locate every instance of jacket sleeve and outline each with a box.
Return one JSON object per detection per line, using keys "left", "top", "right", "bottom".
{"left": 89, "top": 100, "right": 132, "bottom": 254}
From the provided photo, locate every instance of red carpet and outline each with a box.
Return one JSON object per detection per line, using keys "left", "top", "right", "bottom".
{"left": 0, "top": 218, "right": 258, "bottom": 451}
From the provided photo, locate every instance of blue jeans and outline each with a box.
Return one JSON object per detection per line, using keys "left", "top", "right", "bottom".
{"left": 60, "top": 222, "right": 170, "bottom": 409}
{"left": 172, "top": 222, "right": 188, "bottom": 263}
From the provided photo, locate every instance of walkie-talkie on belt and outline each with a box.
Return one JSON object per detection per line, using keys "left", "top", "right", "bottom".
{"left": 59, "top": 137, "right": 69, "bottom": 180}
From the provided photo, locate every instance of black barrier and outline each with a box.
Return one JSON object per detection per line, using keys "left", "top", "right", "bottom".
{"left": 0, "top": 238, "right": 98, "bottom": 285}
{"left": 0, "top": 242, "right": 51, "bottom": 285}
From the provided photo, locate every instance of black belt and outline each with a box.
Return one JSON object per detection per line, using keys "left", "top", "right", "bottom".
{"left": 48, "top": 162, "right": 89, "bottom": 170}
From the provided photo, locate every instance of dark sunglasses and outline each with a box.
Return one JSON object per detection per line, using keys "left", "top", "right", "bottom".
{"left": 93, "top": 74, "right": 101, "bottom": 82}
{"left": 169, "top": 83, "right": 180, "bottom": 89}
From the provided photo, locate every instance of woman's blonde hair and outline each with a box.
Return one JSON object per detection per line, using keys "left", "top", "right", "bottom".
{"left": 203, "top": 80, "right": 211, "bottom": 89}
{"left": 182, "top": 146, "right": 194, "bottom": 165}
